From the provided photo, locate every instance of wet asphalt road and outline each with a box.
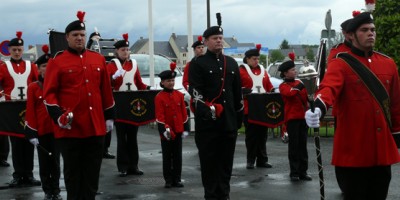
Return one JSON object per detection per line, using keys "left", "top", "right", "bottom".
{"left": 1, "top": 125, "right": 400, "bottom": 200}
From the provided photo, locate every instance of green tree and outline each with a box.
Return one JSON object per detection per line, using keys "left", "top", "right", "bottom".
{"left": 306, "top": 48, "right": 315, "bottom": 62}
{"left": 269, "top": 50, "right": 284, "bottom": 63}
{"left": 280, "top": 39, "right": 289, "bottom": 49}
{"left": 374, "top": 0, "right": 400, "bottom": 73}
{"left": 259, "top": 54, "right": 267, "bottom": 66}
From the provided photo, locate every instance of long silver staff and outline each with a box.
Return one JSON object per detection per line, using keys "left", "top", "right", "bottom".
{"left": 298, "top": 39, "right": 327, "bottom": 200}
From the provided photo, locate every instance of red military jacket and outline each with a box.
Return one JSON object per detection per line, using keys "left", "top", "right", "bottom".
{"left": 43, "top": 49, "right": 115, "bottom": 138}
{"left": 0, "top": 59, "right": 38, "bottom": 100}
{"left": 316, "top": 48, "right": 400, "bottom": 167}
{"left": 25, "top": 80, "right": 53, "bottom": 137}
{"left": 106, "top": 59, "right": 148, "bottom": 91}
{"left": 155, "top": 89, "right": 188, "bottom": 135}
{"left": 279, "top": 79, "right": 308, "bottom": 122}
{"left": 239, "top": 64, "right": 274, "bottom": 115}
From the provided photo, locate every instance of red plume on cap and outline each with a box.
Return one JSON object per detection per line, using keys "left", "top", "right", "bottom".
{"left": 197, "top": 36, "right": 203, "bottom": 42}
{"left": 123, "top": 33, "right": 129, "bottom": 41}
{"left": 16, "top": 31, "right": 22, "bottom": 39}
{"left": 365, "top": 0, "right": 375, "bottom": 12}
{"left": 42, "top": 45, "right": 49, "bottom": 54}
{"left": 352, "top": 10, "right": 361, "bottom": 17}
{"left": 77, "top": 11, "right": 85, "bottom": 22}
{"left": 170, "top": 62, "right": 176, "bottom": 71}
{"left": 256, "top": 44, "right": 261, "bottom": 52}
{"left": 288, "top": 52, "right": 295, "bottom": 61}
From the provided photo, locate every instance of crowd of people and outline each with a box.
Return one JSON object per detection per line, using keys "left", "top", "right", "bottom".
{"left": 0, "top": 8, "right": 400, "bottom": 200}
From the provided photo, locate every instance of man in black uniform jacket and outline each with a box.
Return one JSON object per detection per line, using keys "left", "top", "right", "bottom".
{"left": 188, "top": 13, "right": 243, "bottom": 200}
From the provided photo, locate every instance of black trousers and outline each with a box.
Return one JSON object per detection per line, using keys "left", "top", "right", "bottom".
{"left": 116, "top": 123, "right": 140, "bottom": 172}
{"left": 57, "top": 136, "right": 104, "bottom": 200}
{"left": 335, "top": 166, "right": 391, "bottom": 200}
{"left": 161, "top": 134, "right": 182, "bottom": 184}
{"left": 286, "top": 119, "right": 309, "bottom": 177}
{"left": 38, "top": 134, "right": 61, "bottom": 195}
{"left": 244, "top": 115, "right": 268, "bottom": 164}
{"left": 103, "top": 131, "right": 112, "bottom": 154}
{"left": 0, "top": 135, "right": 9, "bottom": 161}
{"left": 195, "top": 129, "right": 237, "bottom": 200}
{"left": 10, "top": 136, "right": 35, "bottom": 179}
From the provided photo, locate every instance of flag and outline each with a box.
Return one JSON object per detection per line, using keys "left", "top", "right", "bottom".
{"left": 0, "top": 100, "right": 26, "bottom": 137}
{"left": 113, "top": 90, "right": 160, "bottom": 126}
{"left": 247, "top": 93, "right": 284, "bottom": 128}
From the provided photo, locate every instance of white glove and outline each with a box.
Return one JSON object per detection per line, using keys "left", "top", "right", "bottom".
{"left": 305, "top": 107, "right": 321, "bottom": 128}
{"left": 274, "top": 88, "right": 280, "bottom": 93}
{"left": 163, "top": 128, "right": 171, "bottom": 141}
{"left": 149, "top": 86, "right": 156, "bottom": 90}
{"left": 29, "top": 138, "right": 39, "bottom": 146}
{"left": 106, "top": 120, "right": 114, "bottom": 132}
{"left": 182, "top": 131, "right": 189, "bottom": 139}
{"left": 112, "top": 69, "right": 125, "bottom": 80}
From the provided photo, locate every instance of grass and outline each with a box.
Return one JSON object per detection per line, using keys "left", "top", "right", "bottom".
{"left": 238, "top": 124, "right": 335, "bottom": 137}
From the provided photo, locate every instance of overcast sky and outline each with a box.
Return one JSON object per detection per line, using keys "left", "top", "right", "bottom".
{"left": 1, "top": 0, "right": 367, "bottom": 49}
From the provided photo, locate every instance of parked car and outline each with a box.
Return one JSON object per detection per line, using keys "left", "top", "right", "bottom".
{"left": 130, "top": 54, "right": 190, "bottom": 106}
{"left": 266, "top": 60, "right": 315, "bottom": 89}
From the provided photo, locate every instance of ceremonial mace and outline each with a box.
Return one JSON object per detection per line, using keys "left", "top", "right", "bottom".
{"left": 298, "top": 39, "right": 327, "bottom": 200}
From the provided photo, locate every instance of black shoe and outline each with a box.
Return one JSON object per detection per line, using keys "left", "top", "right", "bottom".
{"left": 52, "top": 194, "right": 63, "bottom": 200}
{"left": 290, "top": 176, "right": 300, "bottom": 181}
{"left": 25, "top": 177, "right": 41, "bottom": 186}
{"left": 119, "top": 171, "right": 127, "bottom": 177}
{"left": 299, "top": 174, "right": 312, "bottom": 181}
{"left": 172, "top": 182, "right": 184, "bottom": 188}
{"left": 164, "top": 182, "right": 172, "bottom": 188}
{"left": 0, "top": 160, "right": 10, "bottom": 167}
{"left": 103, "top": 152, "right": 115, "bottom": 159}
{"left": 8, "top": 178, "right": 23, "bottom": 187}
{"left": 256, "top": 162, "right": 272, "bottom": 168}
{"left": 128, "top": 168, "right": 144, "bottom": 175}
{"left": 246, "top": 163, "right": 255, "bottom": 169}
{"left": 44, "top": 193, "right": 53, "bottom": 200}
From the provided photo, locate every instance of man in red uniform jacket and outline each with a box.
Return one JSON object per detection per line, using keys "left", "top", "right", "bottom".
{"left": 306, "top": 12, "right": 400, "bottom": 200}
{"left": 0, "top": 31, "right": 40, "bottom": 187}
{"left": 43, "top": 11, "right": 115, "bottom": 200}
{"left": 107, "top": 33, "right": 150, "bottom": 177}
{"left": 239, "top": 45, "right": 274, "bottom": 169}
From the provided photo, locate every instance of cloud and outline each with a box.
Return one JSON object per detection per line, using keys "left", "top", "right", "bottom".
{"left": 0, "top": 0, "right": 367, "bottom": 49}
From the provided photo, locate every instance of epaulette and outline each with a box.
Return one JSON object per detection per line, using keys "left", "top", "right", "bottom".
{"left": 335, "top": 52, "right": 349, "bottom": 59}
{"left": 52, "top": 50, "right": 64, "bottom": 58}
{"left": 374, "top": 51, "right": 391, "bottom": 59}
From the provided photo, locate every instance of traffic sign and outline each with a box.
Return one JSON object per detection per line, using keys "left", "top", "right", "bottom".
{"left": 321, "top": 30, "right": 336, "bottom": 39}
{"left": 0, "top": 40, "right": 10, "bottom": 56}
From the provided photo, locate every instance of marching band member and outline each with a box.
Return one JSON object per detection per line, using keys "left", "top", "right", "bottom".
{"left": 306, "top": 12, "right": 400, "bottom": 199}
{"left": 155, "top": 62, "right": 189, "bottom": 188}
{"left": 106, "top": 33, "right": 150, "bottom": 177}
{"left": 239, "top": 44, "right": 274, "bottom": 169}
{"left": 25, "top": 45, "right": 62, "bottom": 200}
{"left": 278, "top": 53, "right": 312, "bottom": 182}
{"left": 188, "top": 13, "right": 243, "bottom": 200}
{"left": 0, "top": 31, "right": 40, "bottom": 187}
{"left": 182, "top": 35, "right": 205, "bottom": 91}
{"left": 43, "top": 11, "right": 115, "bottom": 199}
